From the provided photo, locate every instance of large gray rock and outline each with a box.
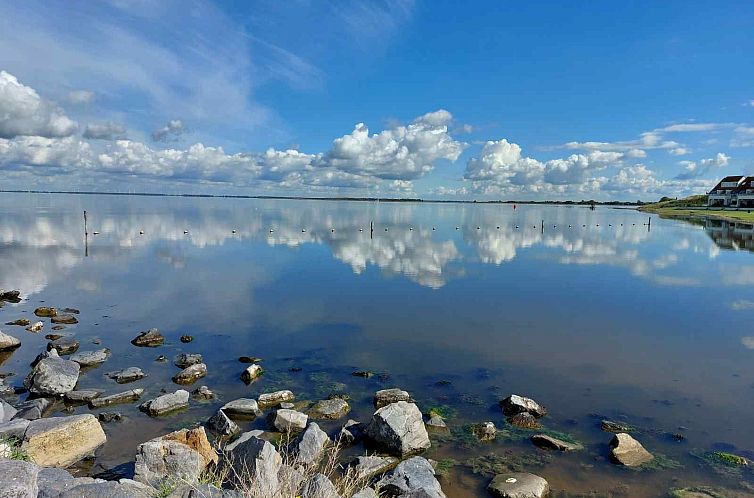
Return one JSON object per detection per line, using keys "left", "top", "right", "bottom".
{"left": 35, "top": 468, "right": 113, "bottom": 498}
{"left": 0, "top": 418, "right": 30, "bottom": 439}
{"left": 25, "top": 356, "right": 80, "bottom": 395}
{"left": 258, "top": 390, "right": 294, "bottom": 408}
{"left": 609, "top": 433, "right": 653, "bottom": 466}
{"left": 172, "top": 363, "right": 207, "bottom": 385}
{"left": 13, "top": 398, "right": 52, "bottom": 420}
{"left": 339, "top": 419, "right": 364, "bottom": 446}
{"left": 351, "top": 455, "right": 399, "bottom": 480}
{"left": 106, "top": 367, "right": 146, "bottom": 384}
{"left": 47, "top": 337, "right": 80, "bottom": 355}
{"left": 134, "top": 427, "right": 218, "bottom": 487}
{"left": 0, "top": 330, "right": 21, "bottom": 351}
{"left": 221, "top": 398, "right": 262, "bottom": 418}
{"left": 224, "top": 430, "right": 265, "bottom": 453}
{"left": 58, "top": 480, "right": 154, "bottom": 498}
{"left": 488, "top": 472, "right": 549, "bottom": 498}
{"left": 293, "top": 422, "right": 330, "bottom": 465}
{"left": 0, "top": 459, "right": 39, "bottom": 498}
{"left": 69, "top": 348, "right": 110, "bottom": 367}
{"left": 64, "top": 390, "right": 102, "bottom": 403}
{"left": 22, "top": 415, "right": 107, "bottom": 467}
{"left": 365, "top": 401, "right": 431, "bottom": 457}
{"left": 224, "top": 434, "right": 282, "bottom": 496}
{"left": 378, "top": 457, "right": 446, "bottom": 498}
{"left": 352, "top": 489, "right": 378, "bottom": 498}
{"left": 273, "top": 409, "right": 308, "bottom": 433}
{"left": 131, "top": 328, "right": 164, "bottom": 347}
{"left": 301, "top": 473, "right": 340, "bottom": 498}
{"left": 308, "top": 398, "right": 350, "bottom": 420}
{"left": 167, "top": 483, "right": 240, "bottom": 498}
{"left": 374, "top": 388, "right": 411, "bottom": 408}
{"left": 0, "top": 399, "right": 17, "bottom": 422}
{"left": 51, "top": 314, "right": 78, "bottom": 325}
{"left": 500, "top": 394, "right": 547, "bottom": 418}
{"left": 89, "top": 389, "right": 143, "bottom": 408}
{"left": 139, "top": 390, "right": 189, "bottom": 416}
{"left": 207, "top": 409, "right": 240, "bottom": 437}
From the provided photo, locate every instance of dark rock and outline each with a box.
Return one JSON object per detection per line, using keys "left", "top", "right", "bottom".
{"left": 192, "top": 386, "right": 215, "bottom": 401}
{"left": 531, "top": 434, "right": 583, "bottom": 451}
{"left": 45, "top": 333, "right": 65, "bottom": 340}
{"left": 241, "top": 364, "right": 263, "bottom": 384}
{"left": 89, "top": 389, "right": 144, "bottom": 408}
{"left": 174, "top": 353, "right": 203, "bottom": 368}
{"left": 172, "top": 363, "right": 207, "bottom": 385}
{"left": 6, "top": 318, "right": 30, "bottom": 326}
{"left": 338, "top": 419, "right": 363, "bottom": 445}
{"left": 47, "top": 337, "right": 80, "bottom": 355}
{"left": 51, "top": 314, "right": 78, "bottom": 325}
{"left": 601, "top": 420, "right": 633, "bottom": 433}
{"left": 98, "top": 412, "right": 122, "bottom": 423}
{"left": 352, "top": 370, "right": 374, "bottom": 378}
{"left": 34, "top": 307, "right": 57, "bottom": 318}
{"left": 238, "top": 356, "right": 262, "bottom": 363}
{"left": 207, "top": 409, "right": 240, "bottom": 437}
{"left": 51, "top": 325, "right": 66, "bottom": 331}
{"left": 131, "top": 328, "right": 164, "bottom": 347}
{"left": 62, "top": 308, "right": 80, "bottom": 314}
{"left": 0, "top": 290, "right": 21, "bottom": 302}
{"left": 180, "top": 335, "right": 193, "bottom": 343}
{"left": 500, "top": 394, "right": 547, "bottom": 418}
{"left": 509, "top": 412, "right": 541, "bottom": 429}
{"left": 473, "top": 422, "right": 497, "bottom": 441}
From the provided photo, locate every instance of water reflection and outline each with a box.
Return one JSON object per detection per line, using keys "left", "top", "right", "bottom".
{"left": 704, "top": 218, "right": 754, "bottom": 252}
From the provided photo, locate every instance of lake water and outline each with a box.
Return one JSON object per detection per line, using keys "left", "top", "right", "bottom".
{"left": 2, "top": 193, "right": 754, "bottom": 497}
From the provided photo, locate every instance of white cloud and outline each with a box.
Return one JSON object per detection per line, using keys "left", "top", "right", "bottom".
{"left": 731, "top": 126, "right": 754, "bottom": 148}
{"left": 669, "top": 147, "right": 690, "bottom": 156}
{"left": 675, "top": 152, "right": 729, "bottom": 179}
{"left": 67, "top": 90, "right": 94, "bottom": 104}
{"left": 657, "top": 123, "right": 730, "bottom": 132}
{"left": 83, "top": 122, "right": 126, "bottom": 140}
{"left": 152, "top": 119, "right": 185, "bottom": 142}
{"left": 0, "top": 70, "right": 77, "bottom": 139}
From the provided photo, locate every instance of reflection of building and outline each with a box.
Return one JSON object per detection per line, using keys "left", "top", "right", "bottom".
{"left": 704, "top": 219, "right": 754, "bottom": 250}
{"left": 708, "top": 176, "right": 745, "bottom": 207}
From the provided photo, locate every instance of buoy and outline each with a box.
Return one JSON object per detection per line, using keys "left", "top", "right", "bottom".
{"left": 409, "top": 227, "right": 413, "bottom": 231}
{"left": 139, "top": 230, "right": 144, "bottom": 235}
{"left": 269, "top": 229, "right": 274, "bottom": 233}
{"left": 93, "top": 231, "right": 100, "bottom": 235}
{"left": 232, "top": 230, "right": 236, "bottom": 234}
{"left": 455, "top": 226, "right": 459, "bottom": 230}
{"left": 302, "top": 229, "right": 306, "bottom": 233}
{"left": 359, "top": 228, "right": 363, "bottom": 232}
{"left": 477, "top": 226, "right": 480, "bottom": 230}
{"left": 331, "top": 228, "right": 335, "bottom": 232}
{"left": 183, "top": 230, "right": 188, "bottom": 234}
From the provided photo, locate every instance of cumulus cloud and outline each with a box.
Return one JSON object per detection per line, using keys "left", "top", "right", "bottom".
{"left": 731, "top": 126, "right": 754, "bottom": 148}
{"left": 657, "top": 123, "right": 731, "bottom": 132}
{"left": 0, "top": 70, "right": 77, "bottom": 139}
{"left": 83, "top": 121, "right": 126, "bottom": 140}
{"left": 67, "top": 90, "right": 94, "bottom": 104}
{"left": 152, "top": 119, "right": 185, "bottom": 142}
{"left": 669, "top": 147, "right": 690, "bottom": 156}
{"left": 674, "top": 152, "right": 729, "bottom": 179}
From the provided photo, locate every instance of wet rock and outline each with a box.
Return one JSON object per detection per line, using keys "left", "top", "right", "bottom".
{"left": 374, "top": 388, "right": 411, "bottom": 408}
{"left": 0, "top": 289, "right": 21, "bottom": 301}
{"left": 155, "top": 355, "right": 168, "bottom": 362}
{"left": 365, "top": 401, "right": 431, "bottom": 457}
{"left": 98, "top": 411, "right": 122, "bottom": 423}
{"left": 258, "top": 390, "right": 294, "bottom": 408}
{"left": 339, "top": 419, "right": 364, "bottom": 445}
{"left": 273, "top": 408, "right": 308, "bottom": 433}
{"left": 51, "top": 314, "right": 78, "bottom": 325}
{"left": 501, "top": 394, "right": 547, "bottom": 418}
{"left": 207, "top": 409, "right": 240, "bottom": 437}
{"left": 609, "top": 433, "right": 653, "bottom": 466}
{"left": 351, "top": 455, "right": 399, "bottom": 479}
{"left": 174, "top": 353, "right": 203, "bottom": 368}
{"left": 30, "top": 348, "right": 59, "bottom": 367}
{"left": 22, "top": 414, "right": 106, "bottom": 467}
{"left": 238, "top": 356, "right": 262, "bottom": 363}
{"left": 106, "top": 367, "right": 146, "bottom": 384}
{"left": 13, "top": 398, "right": 52, "bottom": 420}
{"left": 139, "top": 390, "right": 189, "bottom": 416}
{"left": 1, "top": 398, "right": 17, "bottom": 422}
{"left": 531, "top": 434, "right": 583, "bottom": 451}
{"left": 601, "top": 420, "right": 633, "bottom": 433}
{"left": 509, "top": 412, "right": 541, "bottom": 429}
{"left": 426, "top": 414, "right": 449, "bottom": 432}
{"left": 307, "top": 398, "right": 350, "bottom": 420}
{"left": 62, "top": 308, "right": 80, "bottom": 315}
{"left": 0, "top": 377, "right": 13, "bottom": 396}
{"left": 70, "top": 348, "right": 110, "bottom": 367}
{"left": 221, "top": 398, "right": 262, "bottom": 418}
{"left": 0, "top": 418, "right": 31, "bottom": 439}
{"left": 35, "top": 307, "right": 57, "bottom": 318}
{"left": 45, "top": 333, "right": 64, "bottom": 340}
{"left": 378, "top": 456, "right": 446, "bottom": 498}
{"left": 25, "top": 356, "right": 80, "bottom": 395}
{"left": 488, "top": 472, "right": 550, "bottom": 498}
{"left": 89, "top": 388, "right": 144, "bottom": 408}
{"left": 131, "top": 328, "right": 164, "bottom": 347}
{"left": 0, "top": 460, "right": 39, "bottom": 497}
{"left": 135, "top": 427, "right": 218, "bottom": 487}
{"left": 172, "top": 363, "right": 207, "bottom": 385}
{"left": 180, "top": 335, "right": 193, "bottom": 343}
{"left": 293, "top": 422, "right": 330, "bottom": 465}
{"left": 6, "top": 318, "right": 30, "bottom": 326}
{"left": 192, "top": 385, "right": 215, "bottom": 401}
{"left": 301, "top": 473, "right": 340, "bottom": 498}
{"left": 241, "top": 364, "right": 263, "bottom": 384}
{"left": 51, "top": 325, "right": 66, "bottom": 331}
{"left": 47, "top": 337, "right": 80, "bottom": 355}
{"left": 223, "top": 434, "right": 282, "bottom": 495}
{"left": 0, "top": 330, "right": 21, "bottom": 350}
{"left": 352, "top": 370, "right": 374, "bottom": 378}
{"left": 26, "top": 321, "right": 44, "bottom": 333}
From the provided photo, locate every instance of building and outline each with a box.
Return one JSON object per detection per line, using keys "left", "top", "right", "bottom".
{"left": 708, "top": 175, "right": 746, "bottom": 207}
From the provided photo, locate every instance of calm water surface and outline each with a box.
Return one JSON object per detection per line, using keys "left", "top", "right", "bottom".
{"left": 2, "top": 193, "right": 754, "bottom": 496}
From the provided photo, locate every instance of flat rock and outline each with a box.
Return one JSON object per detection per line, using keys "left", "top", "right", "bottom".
{"left": 106, "top": 366, "right": 146, "bottom": 384}
{"left": 365, "top": 401, "right": 431, "bottom": 457}
{"left": 13, "top": 398, "right": 52, "bottom": 420}
{"left": 22, "top": 414, "right": 107, "bottom": 467}
{"left": 374, "top": 388, "right": 411, "bottom": 408}
{"left": 258, "top": 390, "right": 294, "bottom": 408}
{"left": 293, "top": 422, "right": 330, "bottom": 465}
{"left": 488, "top": 472, "right": 550, "bottom": 498}
{"left": 174, "top": 353, "right": 203, "bottom": 368}
{"left": 51, "top": 314, "right": 78, "bottom": 325}
{"left": 34, "top": 307, "right": 57, "bottom": 317}
{"left": 98, "top": 411, "right": 122, "bottom": 423}
{"left": 500, "top": 394, "right": 547, "bottom": 418}
{"left": 69, "top": 348, "right": 110, "bottom": 367}
{"left": 531, "top": 434, "right": 583, "bottom": 451}
{"left": 1, "top": 398, "right": 17, "bottom": 422}
{"left": 134, "top": 427, "right": 217, "bottom": 487}
{"left": 378, "top": 456, "right": 446, "bottom": 498}
{"left": 25, "top": 356, "right": 80, "bottom": 395}
{"left": 241, "top": 364, "right": 263, "bottom": 384}
{"left": 426, "top": 414, "right": 449, "bottom": 432}
{"left": 59, "top": 480, "right": 154, "bottom": 498}
{"left": 131, "top": 328, "right": 164, "bottom": 347}
{"left": 6, "top": 318, "right": 30, "bottom": 326}
{"left": 0, "top": 330, "right": 21, "bottom": 350}
{"left": 351, "top": 455, "right": 399, "bottom": 479}
{"left": 221, "top": 398, "right": 262, "bottom": 418}
{"left": 223, "top": 434, "right": 282, "bottom": 495}
{"left": 89, "top": 389, "right": 144, "bottom": 408}
{"left": 172, "top": 363, "right": 207, "bottom": 385}
{"left": 47, "top": 337, "right": 80, "bottom": 355}
{"left": 0, "top": 460, "right": 39, "bottom": 497}
{"left": 601, "top": 420, "right": 633, "bottom": 433}
{"left": 273, "top": 408, "right": 308, "bottom": 433}
{"left": 207, "top": 409, "right": 240, "bottom": 437}
{"left": 307, "top": 398, "right": 350, "bottom": 420}
{"left": 139, "top": 390, "right": 189, "bottom": 416}
{"left": 0, "top": 418, "right": 30, "bottom": 439}
{"left": 301, "top": 473, "right": 340, "bottom": 498}
{"left": 609, "top": 433, "right": 653, "bottom": 466}
{"left": 65, "top": 389, "right": 102, "bottom": 403}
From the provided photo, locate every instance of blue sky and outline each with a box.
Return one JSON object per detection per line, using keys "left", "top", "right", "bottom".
{"left": 0, "top": 0, "right": 753, "bottom": 200}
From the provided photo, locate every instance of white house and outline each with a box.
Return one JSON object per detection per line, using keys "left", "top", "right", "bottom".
{"left": 708, "top": 175, "right": 746, "bottom": 207}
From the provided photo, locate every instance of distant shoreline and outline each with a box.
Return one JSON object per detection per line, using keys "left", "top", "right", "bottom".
{"left": 0, "top": 189, "right": 646, "bottom": 207}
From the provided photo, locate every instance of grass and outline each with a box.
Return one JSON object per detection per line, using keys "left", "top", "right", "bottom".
{"left": 639, "top": 194, "right": 754, "bottom": 223}
{"left": 0, "top": 436, "right": 30, "bottom": 461}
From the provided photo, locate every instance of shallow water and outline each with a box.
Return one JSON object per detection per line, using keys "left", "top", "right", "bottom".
{"left": 2, "top": 193, "right": 754, "bottom": 496}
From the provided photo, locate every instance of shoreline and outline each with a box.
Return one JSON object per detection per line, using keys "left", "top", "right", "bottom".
{"left": 638, "top": 205, "right": 754, "bottom": 223}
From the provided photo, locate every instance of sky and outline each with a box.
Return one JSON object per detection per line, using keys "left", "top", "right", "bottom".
{"left": 0, "top": 0, "right": 753, "bottom": 201}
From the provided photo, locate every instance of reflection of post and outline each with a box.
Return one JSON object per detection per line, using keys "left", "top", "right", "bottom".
{"left": 541, "top": 219, "right": 544, "bottom": 233}
{"left": 647, "top": 216, "right": 651, "bottom": 233}
{"left": 370, "top": 220, "right": 373, "bottom": 240}
{"left": 83, "top": 210, "right": 89, "bottom": 257}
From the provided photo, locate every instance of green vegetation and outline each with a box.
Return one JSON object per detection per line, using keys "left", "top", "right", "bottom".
{"left": 708, "top": 451, "right": 748, "bottom": 466}
{"left": 639, "top": 194, "right": 754, "bottom": 223}
{"left": 433, "top": 458, "right": 457, "bottom": 478}
{"left": 0, "top": 437, "right": 30, "bottom": 461}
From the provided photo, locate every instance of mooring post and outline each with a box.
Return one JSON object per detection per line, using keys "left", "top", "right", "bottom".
{"left": 83, "top": 210, "right": 88, "bottom": 235}
{"left": 83, "top": 210, "right": 89, "bottom": 257}
{"left": 541, "top": 219, "right": 544, "bottom": 233}
{"left": 370, "top": 220, "right": 373, "bottom": 239}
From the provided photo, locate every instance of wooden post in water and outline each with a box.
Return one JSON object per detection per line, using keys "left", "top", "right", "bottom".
{"left": 370, "top": 220, "right": 373, "bottom": 239}
{"left": 541, "top": 219, "right": 544, "bottom": 233}
{"left": 83, "top": 210, "right": 89, "bottom": 257}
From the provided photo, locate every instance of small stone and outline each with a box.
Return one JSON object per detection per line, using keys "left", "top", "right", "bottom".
{"left": 65, "top": 390, "right": 102, "bottom": 403}
{"left": 45, "top": 333, "right": 64, "bottom": 340}
{"left": 351, "top": 455, "right": 399, "bottom": 479}
{"left": 374, "top": 388, "right": 412, "bottom": 408}
{"left": 280, "top": 402, "right": 295, "bottom": 409}
{"left": 301, "top": 473, "right": 339, "bottom": 498}
{"left": 51, "top": 325, "right": 66, "bottom": 331}
{"left": 0, "top": 330, "right": 21, "bottom": 350}
{"left": 488, "top": 472, "right": 550, "bottom": 498}
{"left": 34, "top": 307, "right": 57, "bottom": 317}
{"left": 89, "top": 388, "right": 144, "bottom": 408}
{"left": 293, "top": 422, "right": 330, "bottom": 465}
{"left": 601, "top": 420, "right": 633, "bottom": 433}
{"left": 221, "top": 398, "right": 262, "bottom": 418}
{"left": 69, "top": 348, "right": 110, "bottom": 367}
{"left": 155, "top": 355, "right": 168, "bottom": 362}
{"left": 307, "top": 398, "right": 350, "bottom": 420}
{"left": 62, "top": 308, "right": 80, "bottom": 314}
{"left": 51, "top": 314, "right": 78, "bottom": 325}
{"left": 500, "top": 394, "right": 547, "bottom": 418}
{"left": 131, "top": 328, "right": 164, "bottom": 347}
{"left": 241, "top": 364, "right": 263, "bottom": 384}
{"left": 365, "top": 401, "right": 431, "bottom": 457}
{"left": 377, "top": 457, "right": 446, "bottom": 498}
{"left": 609, "top": 433, "right": 653, "bottom": 466}
{"left": 47, "top": 337, "right": 80, "bottom": 355}
{"left": 338, "top": 419, "right": 363, "bottom": 445}
{"left": 531, "top": 434, "right": 583, "bottom": 451}
{"left": 139, "top": 390, "right": 190, "bottom": 416}
{"left": 258, "top": 390, "right": 294, "bottom": 408}
{"left": 107, "top": 367, "right": 146, "bottom": 384}
{"left": 180, "top": 335, "right": 193, "bottom": 343}
{"left": 509, "top": 412, "right": 541, "bottom": 429}
{"left": 6, "top": 318, "right": 30, "bottom": 326}
{"left": 273, "top": 409, "right": 308, "bottom": 433}
{"left": 26, "top": 321, "right": 44, "bottom": 332}
{"left": 426, "top": 414, "right": 449, "bottom": 432}
{"left": 174, "top": 353, "right": 203, "bottom": 368}
{"left": 22, "top": 414, "right": 107, "bottom": 467}
{"left": 352, "top": 370, "right": 374, "bottom": 378}
{"left": 0, "top": 290, "right": 21, "bottom": 301}
{"left": 192, "top": 385, "right": 215, "bottom": 401}
{"left": 238, "top": 356, "right": 262, "bottom": 363}
{"left": 98, "top": 412, "right": 122, "bottom": 423}
{"left": 172, "top": 363, "right": 207, "bottom": 385}
{"left": 473, "top": 422, "right": 497, "bottom": 441}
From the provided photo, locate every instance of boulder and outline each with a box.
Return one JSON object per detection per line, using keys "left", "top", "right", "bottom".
{"left": 25, "top": 356, "right": 80, "bottom": 395}
{"left": 301, "top": 473, "right": 340, "bottom": 498}
{"left": 365, "top": 401, "right": 431, "bottom": 457}
{"left": 224, "top": 434, "right": 282, "bottom": 495}
{"left": 134, "top": 427, "right": 218, "bottom": 486}
{"left": 426, "top": 414, "right": 448, "bottom": 432}
{"left": 34, "top": 307, "right": 57, "bottom": 317}
{"left": 1, "top": 398, "right": 17, "bottom": 422}
{"left": 0, "top": 418, "right": 31, "bottom": 439}
{"left": 106, "top": 367, "right": 146, "bottom": 384}
{"left": 241, "top": 364, "right": 263, "bottom": 384}
{"left": 377, "top": 456, "right": 446, "bottom": 498}
{"left": 172, "top": 363, "right": 207, "bottom": 385}
{"left": 89, "top": 389, "right": 144, "bottom": 408}
{"left": 174, "top": 353, "right": 203, "bottom": 368}
{"left": 352, "top": 489, "right": 378, "bottom": 498}
{"left": 30, "top": 348, "right": 59, "bottom": 367}
{"left": 531, "top": 434, "right": 583, "bottom": 452}
{"left": 500, "top": 394, "right": 547, "bottom": 418}
{"left": 0, "top": 330, "right": 21, "bottom": 351}
{"left": 22, "top": 414, "right": 106, "bottom": 467}
{"left": 139, "top": 390, "right": 189, "bottom": 416}
{"left": 207, "top": 409, "right": 240, "bottom": 437}
{"left": 47, "top": 337, "right": 80, "bottom": 355}
{"left": 339, "top": 419, "right": 364, "bottom": 445}
{"left": 374, "top": 388, "right": 411, "bottom": 408}
{"left": 12, "top": 398, "right": 52, "bottom": 420}
{"left": 0, "top": 460, "right": 39, "bottom": 497}
{"left": 351, "top": 455, "right": 399, "bottom": 480}
{"left": 65, "top": 390, "right": 102, "bottom": 403}
{"left": 224, "top": 430, "right": 265, "bottom": 453}
{"left": 51, "top": 314, "right": 78, "bottom": 325}
{"left": 488, "top": 472, "right": 550, "bottom": 498}
{"left": 308, "top": 398, "right": 350, "bottom": 420}
{"left": 221, "top": 398, "right": 262, "bottom": 418}
{"left": 0, "top": 377, "right": 14, "bottom": 396}
{"left": 26, "top": 321, "right": 44, "bottom": 333}
{"left": 192, "top": 386, "right": 215, "bottom": 401}
{"left": 293, "top": 422, "right": 330, "bottom": 465}
{"left": 58, "top": 480, "right": 155, "bottom": 498}
{"left": 258, "top": 390, "right": 294, "bottom": 408}
{"left": 273, "top": 409, "right": 308, "bottom": 433}
{"left": 69, "top": 349, "right": 110, "bottom": 367}
{"left": 509, "top": 412, "right": 541, "bottom": 429}
{"left": 473, "top": 422, "right": 497, "bottom": 441}
{"left": 131, "top": 328, "right": 164, "bottom": 347}
{"left": 609, "top": 433, "right": 653, "bottom": 466}
{"left": 0, "top": 289, "right": 21, "bottom": 301}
